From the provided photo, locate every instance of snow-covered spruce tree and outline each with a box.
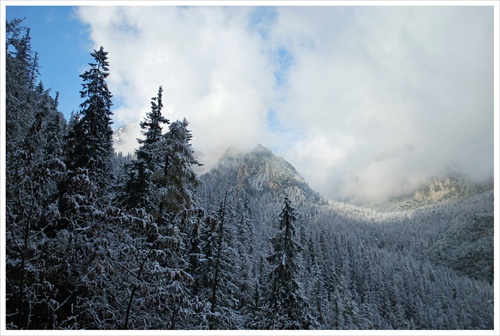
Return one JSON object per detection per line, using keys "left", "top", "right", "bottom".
{"left": 245, "top": 256, "right": 272, "bottom": 329}
{"left": 123, "top": 86, "right": 169, "bottom": 213}
{"left": 5, "top": 90, "right": 69, "bottom": 329}
{"left": 150, "top": 118, "right": 203, "bottom": 328}
{"left": 120, "top": 91, "right": 204, "bottom": 329}
{"left": 65, "top": 46, "right": 114, "bottom": 189}
{"left": 265, "top": 196, "right": 314, "bottom": 329}
{"left": 234, "top": 193, "right": 256, "bottom": 320}
{"left": 5, "top": 19, "right": 38, "bottom": 149}
{"left": 140, "top": 86, "right": 169, "bottom": 145}
{"left": 125, "top": 113, "right": 201, "bottom": 221}
{"left": 43, "top": 94, "right": 67, "bottom": 158}
{"left": 198, "top": 192, "right": 241, "bottom": 329}
{"left": 57, "top": 47, "right": 114, "bottom": 235}
{"left": 44, "top": 47, "right": 137, "bottom": 329}
{"left": 122, "top": 91, "right": 202, "bottom": 220}
{"left": 157, "top": 118, "right": 202, "bottom": 218}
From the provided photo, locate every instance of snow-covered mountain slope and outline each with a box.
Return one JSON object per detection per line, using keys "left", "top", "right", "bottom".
{"left": 199, "top": 145, "right": 494, "bottom": 286}
{"left": 370, "top": 176, "right": 493, "bottom": 212}
{"left": 193, "top": 143, "right": 494, "bottom": 328}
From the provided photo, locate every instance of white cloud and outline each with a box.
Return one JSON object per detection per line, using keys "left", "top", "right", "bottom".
{"left": 77, "top": 5, "right": 494, "bottom": 203}
{"left": 268, "top": 6, "right": 494, "bottom": 201}
{"left": 78, "top": 6, "right": 274, "bottom": 156}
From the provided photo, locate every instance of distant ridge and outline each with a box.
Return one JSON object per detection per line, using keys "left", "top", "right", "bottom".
{"left": 372, "top": 175, "right": 493, "bottom": 212}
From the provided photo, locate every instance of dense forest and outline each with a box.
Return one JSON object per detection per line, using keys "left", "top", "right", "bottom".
{"left": 4, "top": 19, "right": 494, "bottom": 330}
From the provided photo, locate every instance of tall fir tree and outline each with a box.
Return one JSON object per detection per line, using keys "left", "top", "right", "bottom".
{"left": 65, "top": 46, "right": 114, "bottom": 188}
{"left": 139, "top": 86, "right": 169, "bottom": 145}
{"left": 198, "top": 192, "right": 241, "bottom": 329}
{"left": 121, "top": 88, "right": 202, "bottom": 329}
{"left": 5, "top": 19, "right": 38, "bottom": 151}
{"left": 123, "top": 86, "right": 169, "bottom": 213}
{"left": 158, "top": 118, "right": 202, "bottom": 217}
{"left": 265, "top": 196, "right": 314, "bottom": 329}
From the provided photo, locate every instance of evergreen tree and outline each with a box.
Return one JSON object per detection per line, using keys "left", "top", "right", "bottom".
{"left": 66, "top": 46, "right": 114, "bottom": 188}
{"left": 123, "top": 86, "right": 169, "bottom": 213}
{"left": 121, "top": 88, "right": 206, "bottom": 329}
{"left": 5, "top": 91, "right": 68, "bottom": 329}
{"left": 196, "top": 192, "right": 242, "bottom": 329}
{"left": 234, "top": 193, "right": 255, "bottom": 319}
{"left": 158, "top": 118, "right": 202, "bottom": 216}
{"left": 58, "top": 47, "right": 114, "bottom": 235}
{"left": 5, "top": 19, "right": 38, "bottom": 150}
{"left": 265, "top": 196, "right": 314, "bottom": 329}
{"left": 139, "top": 86, "right": 169, "bottom": 145}
{"left": 245, "top": 256, "right": 271, "bottom": 329}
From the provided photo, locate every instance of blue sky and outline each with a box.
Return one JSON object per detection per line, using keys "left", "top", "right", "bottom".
{"left": 5, "top": 5, "right": 291, "bottom": 123}
{"left": 6, "top": 6, "right": 92, "bottom": 117}
{"left": 3, "top": 4, "right": 496, "bottom": 203}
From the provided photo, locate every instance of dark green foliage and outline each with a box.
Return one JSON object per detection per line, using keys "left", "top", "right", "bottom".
{"left": 139, "top": 86, "right": 169, "bottom": 145}
{"left": 5, "top": 19, "right": 39, "bottom": 150}
{"left": 123, "top": 86, "right": 169, "bottom": 213}
{"left": 196, "top": 192, "right": 242, "bottom": 329}
{"left": 265, "top": 197, "right": 314, "bottom": 329}
{"left": 65, "top": 46, "right": 114, "bottom": 187}
{"left": 160, "top": 118, "right": 202, "bottom": 214}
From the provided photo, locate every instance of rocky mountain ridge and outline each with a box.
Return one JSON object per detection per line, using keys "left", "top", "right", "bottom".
{"left": 201, "top": 144, "right": 325, "bottom": 204}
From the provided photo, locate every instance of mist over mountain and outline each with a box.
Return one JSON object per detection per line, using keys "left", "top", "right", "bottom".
{"left": 115, "top": 122, "right": 494, "bottom": 207}
{"left": 198, "top": 143, "right": 493, "bottom": 209}
{"left": 200, "top": 144, "right": 324, "bottom": 205}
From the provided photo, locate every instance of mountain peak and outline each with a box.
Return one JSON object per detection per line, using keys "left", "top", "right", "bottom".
{"left": 251, "top": 144, "right": 273, "bottom": 155}
{"left": 201, "top": 144, "right": 324, "bottom": 204}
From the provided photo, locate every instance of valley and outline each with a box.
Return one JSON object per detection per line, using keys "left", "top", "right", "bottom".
{"left": 196, "top": 144, "right": 495, "bottom": 329}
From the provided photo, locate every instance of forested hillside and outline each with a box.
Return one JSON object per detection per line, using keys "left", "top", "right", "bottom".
{"left": 4, "top": 19, "right": 494, "bottom": 330}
